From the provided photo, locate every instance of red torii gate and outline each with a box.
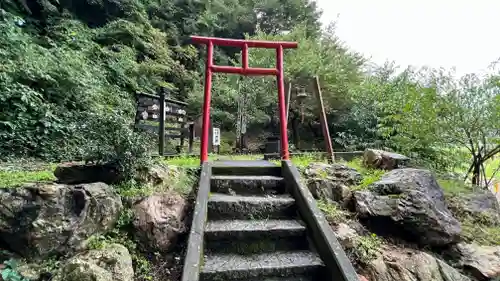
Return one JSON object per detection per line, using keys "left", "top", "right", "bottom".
{"left": 190, "top": 35, "right": 298, "bottom": 163}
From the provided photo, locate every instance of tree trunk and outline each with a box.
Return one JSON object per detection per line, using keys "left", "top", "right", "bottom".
{"left": 471, "top": 156, "right": 482, "bottom": 186}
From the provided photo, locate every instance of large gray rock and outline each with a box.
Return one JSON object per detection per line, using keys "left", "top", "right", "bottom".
{"left": 365, "top": 247, "right": 471, "bottom": 281}
{"left": 0, "top": 183, "right": 122, "bottom": 259}
{"left": 55, "top": 162, "right": 184, "bottom": 187}
{"left": 448, "top": 190, "right": 500, "bottom": 226}
{"left": 54, "top": 162, "right": 124, "bottom": 185}
{"left": 354, "top": 169, "right": 461, "bottom": 246}
{"left": 331, "top": 223, "right": 470, "bottom": 281}
{"left": 132, "top": 191, "right": 187, "bottom": 252}
{"left": 304, "top": 163, "right": 362, "bottom": 206}
{"left": 363, "top": 149, "right": 409, "bottom": 170}
{"left": 453, "top": 243, "right": 500, "bottom": 280}
{"left": 52, "top": 243, "right": 133, "bottom": 281}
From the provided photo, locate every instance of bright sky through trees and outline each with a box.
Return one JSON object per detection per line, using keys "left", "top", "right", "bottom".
{"left": 316, "top": 0, "right": 500, "bottom": 76}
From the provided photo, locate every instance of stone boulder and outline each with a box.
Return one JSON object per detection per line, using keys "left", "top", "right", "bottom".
{"left": 363, "top": 149, "right": 409, "bottom": 170}
{"left": 132, "top": 191, "right": 187, "bottom": 252}
{"left": 365, "top": 246, "right": 471, "bottom": 281}
{"left": 52, "top": 243, "right": 133, "bottom": 281}
{"left": 448, "top": 190, "right": 500, "bottom": 226}
{"left": 331, "top": 222, "right": 469, "bottom": 281}
{"left": 304, "top": 163, "right": 362, "bottom": 206}
{"left": 0, "top": 183, "right": 122, "bottom": 259}
{"left": 334, "top": 223, "right": 360, "bottom": 250}
{"left": 54, "top": 162, "right": 124, "bottom": 185}
{"left": 55, "top": 162, "right": 185, "bottom": 187}
{"left": 453, "top": 243, "right": 500, "bottom": 280}
{"left": 135, "top": 163, "right": 185, "bottom": 187}
{"left": 354, "top": 169, "right": 461, "bottom": 246}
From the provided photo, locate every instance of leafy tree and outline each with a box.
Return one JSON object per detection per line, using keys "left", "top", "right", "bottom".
{"left": 205, "top": 24, "right": 365, "bottom": 149}
{"left": 253, "top": 0, "right": 322, "bottom": 37}
{"left": 366, "top": 67, "right": 500, "bottom": 185}
{"left": 431, "top": 72, "right": 499, "bottom": 186}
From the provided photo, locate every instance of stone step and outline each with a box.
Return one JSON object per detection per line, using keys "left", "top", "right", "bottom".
{"left": 204, "top": 220, "right": 308, "bottom": 254}
{"left": 207, "top": 193, "right": 297, "bottom": 220}
{"left": 205, "top": 235, "right": 309, "bottom": 255}
{"left": 247, "top": 278, "right": 317, "bottom": 281}
{"left": 211, "top": 160, "right": 281, "bottom": 177}
{"left": 235, "top": 274, "right": 314, "bottom": 281}
{"left": 205, "top": 219, "right": 306, "bottom": 238}
{"left": 226, "top": 277, "right": 314, "bottom": 281}
{"left": 211, "top": 175, "right": 286, "bottom": 195}
{"left": 200, "top": 251, "right": 325, "bottom": 281}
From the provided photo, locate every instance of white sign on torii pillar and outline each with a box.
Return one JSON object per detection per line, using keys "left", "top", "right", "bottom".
{"left": 212, "top": 128, "right": 220, "bottom": 146}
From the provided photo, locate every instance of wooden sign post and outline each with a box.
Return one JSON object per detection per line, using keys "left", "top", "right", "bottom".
{"left": 134, "top": 91, "right": 190, "bottom": 156}
{"left": 159, "top": 91, "right": 166, "bottom": 156}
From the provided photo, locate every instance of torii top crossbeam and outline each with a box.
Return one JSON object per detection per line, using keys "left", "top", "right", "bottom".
{"left": 190, "top": 35, "right": 298, "bottom": 163}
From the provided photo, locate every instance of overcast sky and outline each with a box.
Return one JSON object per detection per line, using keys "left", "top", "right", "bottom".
{"left": 315, "top": 0, "right": 500, "bottom": 76}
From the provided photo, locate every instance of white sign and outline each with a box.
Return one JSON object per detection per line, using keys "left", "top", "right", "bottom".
{"left": 212, "top": 128, "right": 221, "bottom": 146}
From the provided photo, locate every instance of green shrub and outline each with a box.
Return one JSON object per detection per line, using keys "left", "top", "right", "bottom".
{"left": 345, "top": 158, "right": 385, "bottom": 190}
{"left": 0, "top": 10, "right": 197, "bottom": 163}
{"left": 77, "top": 112, "right": 155, "bottom": 180}
{"left": 317, "top": 200, "right": 349, "bottom": 224}
{"left": 352, "top": 233, "right": 382, "bottom": 264}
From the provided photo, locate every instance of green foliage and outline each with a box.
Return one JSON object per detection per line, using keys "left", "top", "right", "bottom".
{"left": 345, "top": 158, "right": 385, "bottom": 190}
{"left": 317, "top": 200, "right": 349, "bottom": 224}
{"left": 351, "top": 65, "right": 500, "bottom": 175}
{"left": 0, "top": 0, "right": 497, "bottom": 193}
{"left": 87, "top": 208, "right": 156, "bottom": 280}
{"left": 202, "top": 23, "right": 365, "bottom": 140}
{"left": 1, "top": 259, "right": 30, "bottom": 281}
{"left": 290, "top": 153, "right": 328, "bottom": 168}
{"left": 253, "top": 0, "right": 322, "bottom": 36}
{"left": 77, "top": 112, "right": 155, "bottom": 180}
{"left": 0, "top": 6, "right": 196, "bottom": 162}
{"left": 116, "top": 166, "right": 196, "bottom": 197}
{"left": 438, "top": 179, "right": 477, "bottom": 196}
{"left": 0, "top": 167, "right": 55, "bottom": 187}
{"left": 460, "top": 219, "right": 500, "bottom": 246}
{"left": 0, "top": 0, "right": 325, "bottom": 162}
{"left": 351, "top": 233, "right": 382, "bottom": 264}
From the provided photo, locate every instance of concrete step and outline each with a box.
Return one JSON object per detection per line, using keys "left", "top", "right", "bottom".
{"left": 204, "top": 220, "right": 308, "bottom": 254}
{"left": 205, "top": 235, "right": 309, "bottom": 255}
{"left": 228, "top": 277, "right": 315, "bottom": 281}
{"left": 211, "top": 175, "right": 286, "bottom": 195}
{"left": 207, "top": 193, "right": 297, "bottom": 220}
{"left": 205, "top": 219, "right": 306, "bottom": 238}
{"left": 200, "top": 250, "right": 325, "bottom": 281}
{"left": 211, "top": 160, "right": 281, "bottom": 176}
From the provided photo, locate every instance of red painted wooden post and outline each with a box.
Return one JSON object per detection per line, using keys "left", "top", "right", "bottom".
{"left": 276, "top": 46, "right": 290, "bottom": 161}
{"left": 200, "top": 41, "right": 214, "bottom": 163}
{"left": 190, "top": 36, "right": 298, "bottom": 164}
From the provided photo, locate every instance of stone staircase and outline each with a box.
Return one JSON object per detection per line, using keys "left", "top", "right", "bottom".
{"left": 199, "top": 161, "right": 326, "bottom": 281}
